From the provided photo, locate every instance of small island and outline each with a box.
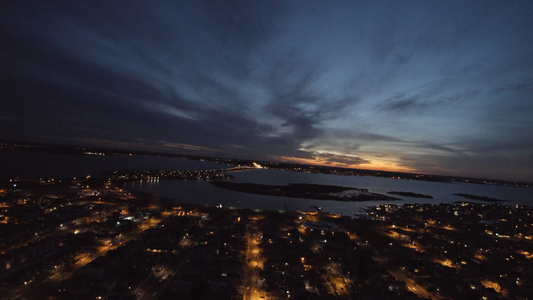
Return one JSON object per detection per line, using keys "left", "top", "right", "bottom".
{"left": 387, "top": 191, "right": 433, "bottom": 199}
{"left": 452, "top": 193, "right": 508, "bottom": 203}
{"left": 210, "top": 181, "right": 401, "bottom": 202}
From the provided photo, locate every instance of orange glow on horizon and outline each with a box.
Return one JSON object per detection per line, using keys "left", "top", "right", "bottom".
{"left": 276, "top": 155, "right": 418, "bottom": 174}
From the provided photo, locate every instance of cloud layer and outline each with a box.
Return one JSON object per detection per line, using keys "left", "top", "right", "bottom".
{"left": 1, "top": 1, "right": 533, "bottom": 181}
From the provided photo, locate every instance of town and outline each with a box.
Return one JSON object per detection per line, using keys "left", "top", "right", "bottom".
{"left": 1, "top": 172, "right": 532, "bottom": 300}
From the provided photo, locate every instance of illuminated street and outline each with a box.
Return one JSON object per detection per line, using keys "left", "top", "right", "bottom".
{"left": 243, "top": 216, "right": 267, "bottom": 300}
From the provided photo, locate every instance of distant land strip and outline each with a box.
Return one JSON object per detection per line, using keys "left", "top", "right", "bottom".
{"left": 452, "top": 193, "right": 509, "bottom": 203}
{"left": 387, "top": 191, "right": 433, "bottom": 199}
{"left": 210, "top": 182, "right": 401, "bottom": 202}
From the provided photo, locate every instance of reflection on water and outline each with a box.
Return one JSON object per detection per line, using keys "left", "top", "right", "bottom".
{"left": 132, "top": 177, "right": 160, "bottom": 190}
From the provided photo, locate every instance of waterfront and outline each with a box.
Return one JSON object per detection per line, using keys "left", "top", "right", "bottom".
{"left": 2, "top": 149, "right": 532, "bottom": 215}
{"left": 126, "top": 168, "right": 533, "bottom": 216}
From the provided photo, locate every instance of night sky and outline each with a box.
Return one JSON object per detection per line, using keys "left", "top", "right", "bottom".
{"left": 2, "top": 1, "right": 533, "bottom": 181}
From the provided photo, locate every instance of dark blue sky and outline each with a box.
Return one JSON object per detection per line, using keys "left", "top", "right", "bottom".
{"left": 2, "top": 1, "right": 533, "bottom": 181}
